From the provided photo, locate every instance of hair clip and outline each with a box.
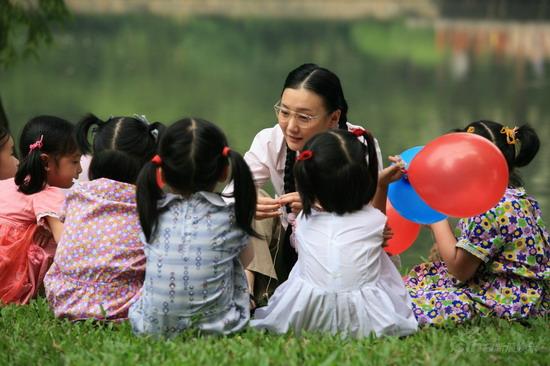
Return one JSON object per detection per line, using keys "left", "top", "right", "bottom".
{"left": 222, "top": 146, "right": 231, "bottom": 157}
{"left": 133, "top": 114, "right": 149, "bottom": 125}
{"left": 28, "top": 135, "right": 44, "bottom": 153}
{"left": 151, "top": 154, "right": 162, "bottom": 165}
{"left": 349, "top": 128, "right": 368, "bottom": 137}
{"left": 150, "top": 128, "right": 159, "bottom": 141}
{"left": 296, "top": 150, "right": 313, "bottom": 161}
{"left": 466, "top": 126, "right": 475, "bottom": 133}
{"left": 500, "top": 126, "right": 518, "bottom": 145}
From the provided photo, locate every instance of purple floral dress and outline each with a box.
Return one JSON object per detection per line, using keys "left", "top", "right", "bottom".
{"left": 404, "top": 188, "right": 550, "bottom": 326}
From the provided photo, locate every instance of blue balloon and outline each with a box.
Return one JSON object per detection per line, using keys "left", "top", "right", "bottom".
{"left": 388, "top": 146, "right": 446, "bottom": 224}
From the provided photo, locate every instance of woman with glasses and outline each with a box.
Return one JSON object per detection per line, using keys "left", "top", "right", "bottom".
{"left": 241, "top": 63, "right": 383, "bottom": 305}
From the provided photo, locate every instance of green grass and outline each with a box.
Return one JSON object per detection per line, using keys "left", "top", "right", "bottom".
{"left": 0, "top": 298, "right": 548, "bottom": 365}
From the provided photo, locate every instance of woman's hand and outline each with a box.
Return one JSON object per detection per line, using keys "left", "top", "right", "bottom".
{"left": 278, "top": 192, "right": 302, "bottom": 214}
{"left": 255, "top": 195, "right": 282, "bottom": 220}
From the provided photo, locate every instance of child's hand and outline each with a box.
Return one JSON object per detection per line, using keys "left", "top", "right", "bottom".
{"left": 378, "top": 156, "right": 405, "bottom": 187}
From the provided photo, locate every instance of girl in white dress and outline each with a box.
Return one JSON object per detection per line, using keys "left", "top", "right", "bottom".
{"left": 251, "top": 128, "right": 418, "bottom": 338}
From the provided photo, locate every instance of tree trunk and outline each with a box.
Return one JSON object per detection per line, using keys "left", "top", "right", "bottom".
{"left": 0, "top": 93, "right": 9, "bottom": 130}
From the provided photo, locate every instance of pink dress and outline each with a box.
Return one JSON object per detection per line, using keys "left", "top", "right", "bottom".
{"left": 0, "top": 178, "right": 65, "bottom": 304}
{"left": 44, "top": 178, "right": 145, "bottom": 320}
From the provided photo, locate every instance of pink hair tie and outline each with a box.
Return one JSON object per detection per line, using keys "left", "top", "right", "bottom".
{"left": 296, "top": 150, "right": 313, "bottom": 161}
{"left": 222, "top": 146, "right": 231, "bottom": 157}
{"left": 28, "top": 135, "right": 44, "bottom": 153}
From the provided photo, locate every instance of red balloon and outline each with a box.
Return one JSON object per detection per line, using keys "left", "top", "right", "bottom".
{"left": 384, "top": 200, "right": 421, "bottom": 256}
{"left": 408, "top": 132, "right": 508, "bottom": 218}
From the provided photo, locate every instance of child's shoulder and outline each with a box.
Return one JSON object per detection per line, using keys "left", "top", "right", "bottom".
{"left": 159, "top": 191, "right": 232, "bottom": 211}
{"left": 70, "top": 178, "right": 136, "bottom": 204}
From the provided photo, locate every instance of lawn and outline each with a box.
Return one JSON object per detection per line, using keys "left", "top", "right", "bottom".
{"left": 0, "top": 298, "right": 547, "bottom": 365}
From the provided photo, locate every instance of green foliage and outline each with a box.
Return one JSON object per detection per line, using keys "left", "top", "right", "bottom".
{"left": 0, "top": 0, "right": 69, "bottom": 68}
{"left": 350, "top": 20, "right": 445, "bottom": 67}
{"left": 0, "top": 299, "right": 548, "bottom": 365}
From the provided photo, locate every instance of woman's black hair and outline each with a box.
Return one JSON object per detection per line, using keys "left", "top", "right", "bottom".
{"left": 294, "top": 129, "right": 379, "bottom": 216}
{"left": 14, "top": 115, "right": 78, "bottom": 194}
{"left": 136, "top": 117, "right": 258, "bottom": 241}
{"left": 0, "top": 125, "right": 9, "bottom": 150}
{"left": 461, "top": 120, "right": 540, "bottom": 188}
{"left": 76, "top": 113, "right": 165, "bottom": 184}
{"left": 281, "top": 63, "right": 350, "bottom": 200}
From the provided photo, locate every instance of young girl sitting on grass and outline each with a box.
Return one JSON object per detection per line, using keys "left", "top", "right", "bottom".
{"left": 405, "top": 120, "right": 549, "bottom": 326}
{"left": 0, "top": 125, "right": 18, "bottom": 180}
{"left": 129, "top": 117, "right": 257, "bottom": 337}
{"left": 44, "top": 114, "right": 164, "bottom": 320}
{"left": 251, "top": 128, "right": 418, "bottom": 338}
{"left": 0, "top": 116, "right": 81, "bottom": 304}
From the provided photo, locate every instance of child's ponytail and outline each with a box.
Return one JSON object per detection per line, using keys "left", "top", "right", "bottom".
{"left": 514, "top": 124, "right": 540, "bottom": 168}
{"left": 226, "top": 148, "right": 259, "bottom": 238}
{"left": 136, "top": 158, "right": 164, "bottom": 242}
{"left": 14, "top": 139, "right": 46, "bottom": 194}
{"left": 76, "top": 114, "right": 102, "bottom": 155}
{"left": 361, "top": 130, "right": 379, "bottom": 203}
{"left": 294, "top": 154, "right": 317, "bottom": 217}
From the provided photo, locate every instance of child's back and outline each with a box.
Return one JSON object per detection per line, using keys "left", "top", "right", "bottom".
{"left": 129, "top": 192, "right": 250, "bottom": 335}
{"left": 251, "top": 129, "right": 418, "bottom": 338}
{"left": 45, "top": 114, "right": 163, "bottom": 319}
{"left": 253, "top": 203, "right": 416, "bottom": 337}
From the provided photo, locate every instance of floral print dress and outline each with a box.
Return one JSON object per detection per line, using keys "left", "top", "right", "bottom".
{"left": 404, "top": 188, "right": 550, "bottom": 326}
{"left": 44, "top": 178, "right": 145, "bottom": 320}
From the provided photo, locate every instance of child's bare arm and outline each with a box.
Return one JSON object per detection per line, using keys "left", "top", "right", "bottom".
{"left": 430, "top": 220, "right": 482, "bottom": 282}
{"left": 46, "top": 216, "right": 64, "bottom": 243}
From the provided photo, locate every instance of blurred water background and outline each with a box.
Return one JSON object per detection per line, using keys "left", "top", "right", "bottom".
{"left": 2, "top": 0, "right": 549, "bottom": 268}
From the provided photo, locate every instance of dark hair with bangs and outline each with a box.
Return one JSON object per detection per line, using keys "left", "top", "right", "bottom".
{"left": 294, "top": 129, "right": 379, "bottom": 216}
{"left": 14, "top": 115, "right": 79, "bottom": 194}
{"left": 459, "top": 120, "right": 540, "bottom": 188}
{"left": 136, "top": 117, "right": 258, "bottom": 241}
{"left": 76, "top": 113, "right": 165, "bottom": 183}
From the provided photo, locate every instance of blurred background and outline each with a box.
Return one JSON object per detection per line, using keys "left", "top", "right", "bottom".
{"left": 2, "top": 0, "right": 549, "bottom": 269}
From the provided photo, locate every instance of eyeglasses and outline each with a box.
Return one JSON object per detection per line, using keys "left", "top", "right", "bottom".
{"left": 273, "top": 103, "right": 323, "bottom": 127}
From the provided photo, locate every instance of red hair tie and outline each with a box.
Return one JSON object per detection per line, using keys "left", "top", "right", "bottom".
{"left": 222, "top": 146, "right": 231, "bottom": 157}
{"left": 349, "top": 128, "right": 368, "bottom": 137}
{"left": 296, "top": 150, "right": 313, "bottom": 161}
{"left": 151, "top": 155, "right": 162, "bottom": 165}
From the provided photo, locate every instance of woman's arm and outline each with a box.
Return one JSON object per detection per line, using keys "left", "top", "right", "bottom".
{"left": 430, "top": 220, "right": 482, "bottom": 282}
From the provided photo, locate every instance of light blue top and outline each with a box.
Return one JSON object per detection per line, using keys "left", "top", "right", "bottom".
{"left": 129, "top": 191, "right": 250, "bottom": 337}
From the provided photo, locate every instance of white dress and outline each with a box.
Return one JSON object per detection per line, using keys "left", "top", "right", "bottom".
{"left": 250, "top": 204, "right": 417, "bottom": 338}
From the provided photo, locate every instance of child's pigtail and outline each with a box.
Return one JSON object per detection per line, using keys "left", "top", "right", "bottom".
{"left": 76, "top": 113, "right": 102, "bottom": 156}
{"left": 225, "top": 148, "right": 259, "bottom": 238}
{"left": 14, "top": 139, "right": 46, "bottom": 194}
{"left": 294, "top": 157, "right": 316, "bottom": 217}
{"left": 136, "top": 158, "right": 164, "bottom": 242}
{"left": 361, "top": 130, "right": 379, "bottom": 201}
{"left": 514, "top": 124, "right": 540, "bottom": 168}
